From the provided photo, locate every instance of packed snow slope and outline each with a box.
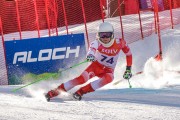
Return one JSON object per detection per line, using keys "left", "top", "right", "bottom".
{"left": 0, "top": 25, "right": 180, "bottom": 120}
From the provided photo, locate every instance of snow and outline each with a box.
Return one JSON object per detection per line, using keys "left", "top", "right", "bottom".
{"left": 1, "top": 18, "right": 180, "bottom": 120}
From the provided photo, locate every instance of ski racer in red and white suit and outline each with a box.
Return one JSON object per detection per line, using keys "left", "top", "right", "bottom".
{"left": 46, "top": 22, "right": 132, "bottom": 101}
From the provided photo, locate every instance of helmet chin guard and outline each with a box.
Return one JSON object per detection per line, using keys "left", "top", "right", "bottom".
{"left": 98, "top": 38, "right": 115, "bottom": 48}
{"left": 97, "top": 22, "right": 115, "bottom": 48}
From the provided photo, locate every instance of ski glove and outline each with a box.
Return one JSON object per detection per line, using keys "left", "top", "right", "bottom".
{"left": 123, "top": 66, "right": 132, "bottom": 79}
{"left": 86, "top": 54, "right": 95, "bottom": 62}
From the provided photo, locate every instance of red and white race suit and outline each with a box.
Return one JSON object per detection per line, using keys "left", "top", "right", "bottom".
{"left": 62, "top": 38, "right": 132, "bottom": 95}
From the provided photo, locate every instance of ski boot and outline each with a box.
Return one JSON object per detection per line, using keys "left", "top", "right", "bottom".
{"left": 73, "top": 84, "right": 94, "bottom": 101}
{"left": 45, "top": 93, "right": 51, "bottom": 102}
{"left": 73, "top": 92, "right": 82, "bottom": 101}
{"left": 45, "top": 90, "right": 58, "bottom": 102}
{"left": 45, "top": 84, "right": 66, "bottom": 102}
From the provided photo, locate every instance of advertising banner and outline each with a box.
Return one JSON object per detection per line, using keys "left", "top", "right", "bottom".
{"left": 140, "top": 0, "right": 153, "bottom": 10}
{"left": 5, "top": 33, "right": 86, "bottom": 85}
{"left": 140, "top": 0, "right": 164, "bottom": 11}
{"left": 156, "top": 0, "right": 164, "bottom": 11}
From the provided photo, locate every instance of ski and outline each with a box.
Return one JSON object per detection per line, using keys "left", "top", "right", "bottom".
{"left": 44, "top": 92, "right": 81, "bottom": 102}
{"left": 165, "top": 70, "right": 180, "bottom": 74}
{"left": 113, "top": 70, "right": 180, "bottom": 86}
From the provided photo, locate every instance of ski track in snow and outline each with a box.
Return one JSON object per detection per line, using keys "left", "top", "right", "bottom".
{"left": 0, "top": 86, "right": 180, "bottom": 120}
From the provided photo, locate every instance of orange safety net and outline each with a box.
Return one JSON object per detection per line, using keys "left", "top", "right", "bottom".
{"left": 0, "top": 0, "right": 102, "bottom": 36}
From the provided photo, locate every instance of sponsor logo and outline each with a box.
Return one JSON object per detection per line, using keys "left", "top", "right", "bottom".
{"left": 13, "top": 46, "right": 80, "bottom": 64}
{"left": 101, "top": 48, "right": 118, "bottom": 54}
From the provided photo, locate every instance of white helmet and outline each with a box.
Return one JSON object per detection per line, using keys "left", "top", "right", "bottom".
{"left": 97, "top": 22, "right": 115, "bottom": 47}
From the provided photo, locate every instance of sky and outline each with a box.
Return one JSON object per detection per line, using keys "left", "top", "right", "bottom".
{"left": 0, "top": 12, "right": 180, "bottom": 120}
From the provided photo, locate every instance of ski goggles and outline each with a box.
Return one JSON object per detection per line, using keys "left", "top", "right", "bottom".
{"left": 99, "top": 32, "right": 113, "bottom": 38}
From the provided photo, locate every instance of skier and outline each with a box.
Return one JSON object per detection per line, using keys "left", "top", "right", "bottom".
{"left": 45, "top": 22, "right": 132, "bottom": 101}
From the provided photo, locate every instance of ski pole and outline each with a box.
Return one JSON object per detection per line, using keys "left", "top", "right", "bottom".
{"left": 113, "top": 78, "right": 132, "bottom": 88}
{"left": 58, "top": 59, "right": 88, "bottom": 73}
{"left": 12, "top": 60, "right": 88, "bottom": 92}
{"left": 127, "top": 78, "right": 132, "bottom": 88}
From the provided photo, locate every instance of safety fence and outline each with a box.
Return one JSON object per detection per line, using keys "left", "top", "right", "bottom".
{"left": 0, "top": 0, "right": 180, "bottom": 85}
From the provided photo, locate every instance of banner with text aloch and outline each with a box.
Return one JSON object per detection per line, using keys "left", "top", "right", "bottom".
{"left": 5, "top": 33, "right": 86, "bottom": 85}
